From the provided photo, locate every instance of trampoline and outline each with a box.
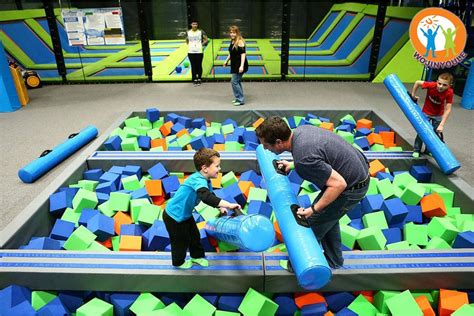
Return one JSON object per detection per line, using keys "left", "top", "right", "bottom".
{"left": 93, "top": 67, "right": 145, "bottom": 77}
{"left": 120, "top": 56, "right": 166, "bottom": 62}
{"left": 211, "top": 65, "right": 267, "bottom": 75}
{"left": 216, "top": 55, "right": 262, "bottom": 61}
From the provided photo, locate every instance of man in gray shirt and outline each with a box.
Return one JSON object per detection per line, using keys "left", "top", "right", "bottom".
{"left": 256, "top": 116, "right": 369, "bottom": 269}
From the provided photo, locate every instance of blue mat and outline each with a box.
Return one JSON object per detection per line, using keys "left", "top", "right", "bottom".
{"left": 211, "top": 66, "right": 267, "bottom": 75}
{"left": 93, "top": 67, "right": 145, "bottom": 76}
{"left": 307, "top": 11, "right": 339, "bottom": 43}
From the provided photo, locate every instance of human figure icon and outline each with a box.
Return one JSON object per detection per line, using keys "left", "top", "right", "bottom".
{"left": 440, "top": 25, "right": 457, "bottom": 57}
{"left": 421, "top": 25, "right": 440, "bottom": 58}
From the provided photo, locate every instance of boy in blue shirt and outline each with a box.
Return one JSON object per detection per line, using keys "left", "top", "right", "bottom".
{"left": 163, "top": 148, "right": 242, "bottom": 269}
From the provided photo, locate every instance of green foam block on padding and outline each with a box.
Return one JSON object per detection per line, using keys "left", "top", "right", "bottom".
{"left": 72, "top": 189, "right": 98, "bottom": 212}
{"left": 109, "top": 192, "right": 131, "bottom": 211}
{"left": 357, "top": 227, "right": 387, "bottom": 250}
{"left": 76, "top": 297, "right": 114, "bottom": 316}
{"left": 147, "top": 128, "right": 163, "bottom": 140}
{"left": 403, "top": 222, "right": 428, "bottom": 246}
{"left": 121, "top": 137, "right": 140, "bottom": 151}
{"left": 431, "top": 187, "right": 454, "bottom": 208}
{"left": 32, "top": 291, "right": 57, "bottom": 311}
{"left": 425, "top": 237, "right": 451, "bottom": 249}
{"left": 124, "top": 116, "right": 141, "bottom": 128}
{"left": 427, "top": 217, "right": 459, "bottom": 243}
{"left": 400, "top": 182, "right": 425, "bottom": 206}
{"left": 362, "top": 211, "right": 388, "bottom": 229}
{"left": 376, "top": 178, "right": 395, "bottom": 199}
{"left": 137, "top": 204, "right": 161, "bottom": 226}
{"left": 61, "top": 207, "right": 81, "bottom": 227}
{"left": 348, "top": 294, "right": 379, "bottom": 316}
{"left": 247, "top": 187, "right": 267, "bottom": 202}
{"left": 374, "top": 290, "right": 400, "bottom": 314}
{"left": 183, "top": 294, "right": 216, "bottom": 316}
{"left": 386, "top": 241, "right": 411, "bottom": 250}
{"left": 224, "top": 141, "right": 242, "bottom": 151}
{"left": 98, "top": 201, "right": 116, "bottom": 217}
{"left": 130, "top": 293, "right": 166, "bottom": 314}
{"left": 340, "top": 224, "right": 360, "bottom": 249}
{"left": 122, "top": 175, "right": 142, "bottom": 191}
{"left": 63, "top": 225, "right": 97, "bottom": 251}
{"left": 393, "top": 172, "right": 417, "bottom": 190}
{"left": 238, "top": 288, "right": 279, "bottom": 316}
{"left": 386, "top": 290, "right": 423, "bottom": 316}
{"left": 221, "top": 171, "right": 238, "bottom": 188}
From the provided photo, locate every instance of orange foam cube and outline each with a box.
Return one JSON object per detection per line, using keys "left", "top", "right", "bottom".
{"left": 438, "top": 289, "right": 469, "bottom": 316}
{"left": 213, "top": 143, "right": 225, "bottom": 151}
{"left": 145, "top": 180, "right": 163, "bottom": 197}
{"left": 238, "top": 181, "right": 255, "bottom": 198}
{"left": 151, "top": 196, "right": 166, "bottom": 206}
{"left": 159, "top": 121, "right": 173, "bottom": 137}
{"left": 211, "top": 173, "right": 222, "bottom": 189}
{"left": 176, "top": 128, "right": 189, "bottom": 138}
{"left": 369, "top": 159, "right": 385, "bottom": 177}
{"left": 253, "top": 117, "right": 265, "bottom": 129}
{"left": 98, "top": 238, "right": 113, "bottom": 249}
{"left": 294, "top": 292, "right": 326, "bottom": 309}
{"left": 274, "top": 220, "right": 283, "bottom": 242}
{"left": 415, "top": 295, "right": 435, "bottom": 316}
{"left": 324, "top": 312, "right": 334, "bottom": 316}
{"left": 119, "top": 235, "right": 142, "bottom": 251}
{"left": 357, "top": 118, "right": 373, "bottom": 130}
{"left": 420, "top": 193, "right": 447, "bottom": 218}
{"left": 319, "top": 122, "right": 334, "bottom": 131}
{"left": 113, "top": 211, "right": 133, "bottom": 235}
{"left": 379, "top": 131, "right": 395, "bottom": 147}
{"left": 151, "top": 138, "right": 167, "bottom": 150}
{"left": 367, "top": 133, "right": 384, "bottom": 145}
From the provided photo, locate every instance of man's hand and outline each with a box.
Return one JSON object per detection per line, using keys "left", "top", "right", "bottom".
{"left": 436, "top": 124, "right": 444, "bottom": 133}
{"left": 239, "top": 66, "right": 244, "bottom": 73}
{"left": 276, "top": 160, "right": 293, "bottom": 173}
{"left": 297, "top": 207, "right": 313, "bottom": 219}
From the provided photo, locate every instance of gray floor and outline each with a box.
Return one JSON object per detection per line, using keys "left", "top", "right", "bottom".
{"left": 0, "top": 81, "right": 472, "bottom": 232}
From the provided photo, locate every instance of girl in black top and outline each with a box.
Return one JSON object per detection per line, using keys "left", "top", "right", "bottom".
{"left": 223, "top": 25, "right": 248, "bottom": 106}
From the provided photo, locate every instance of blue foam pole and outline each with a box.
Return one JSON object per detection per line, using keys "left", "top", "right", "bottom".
{"left": 461, "top": 62, "right": 473, "bottom": 110}
{"left": 256, "top": 145, "right": 331, "bottom": 290}
{"left": 18, "top": 125, "right": 98, "bottom": 183}
{"left": 205, "top": 214, "right": 275, "bottom": 252}
{"left": 383, "top": 74, "right": 460, "bottom": 175}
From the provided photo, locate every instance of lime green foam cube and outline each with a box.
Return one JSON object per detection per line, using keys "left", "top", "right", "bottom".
{"left": 340, "top": 214, "right": 351, "bottom": 226}
{"left": 447, "top": 207, "right": 462, "bottom": 216}
{"left": 221, "top": 124, "right": 235, "bottom": 135}
{"left": 362, "top": 211, "right": 388, "bottom": 229}
{"left": 386, "top": 290, "right": 423, "bottom": 316}
{"left": 205, "top": 126, "right": 220, "bottom": 137}
{"left": 130, "top": 293, "right": 166, "bottom": 314}
{"left": 123, "top": 126, "right": 139, "bottom": 138}
{"left": 136, "top": 126, "right": 151, "bottom": 137}
{"left": 340, "top": 224, "right": 360, "bottom": 249}
{"left": 419, "top": 183, "right": 443, "bottom": 193}
{"left": 190, "top": 128, "right": 205, "bottom": 138}
{"left": 165, "top": 134, "right": 177, "bottom": 145}
{"left": 376, "top": 178, "right": 395, "bottom": 199}
{"left": 340, "top": 114, "right": 356, "bottom": 124}
{"left": 72, "top": 189, "right": 98, "bottom": 212}
{"left": 338, "top": 131, "right": 354, "bottom": 144}
{"left": 177, "top": 134, "right": 192, "bottom": 148}
{"left": 357, "top": 227, "right": 387, "bottom": 250}
{"left": 452, "top": 304, "right": 474, "bottom": 316}
{"left": 109, "top": 192, "right": 131, "bottom": 211}
{"left": 388, "top": 146, "right": 403, "bottom": 151}
{"left": 224, "top": 141, "right": 241, "bottom": 151}
{"left": 374, "top": 290, "right": 400, "bottom": 314}
{"left": 110, "top": 127, "right": 126, "bottom": 140}
{"left": 98, "top": 201, "right": 116, "bottom": 217}
{"left": 386, "top": 241, "right": 411, "bottom": 250}
{"left": 401, "top": 182, "right": 426, "bottom": 205}
{"left": 122, "top": 175, "right": 142, "bottom": 191}
{"left": 309, "top": 118, "right": 322, "bottom": 126}
{"left": 247, "top": 187, "right": 267, "bottom": 202}
{"left": 301, "top": 180, "right": 317, "bottom": 193}
{"left": 393, "top": 172, "right": 417, "bottom": 190}
{"left": 170, "top": 172, "right": 185, "bottom": 179}
{"left": 403, "top": 222, "right": 428, "bottom": 246}
{"left": 431, "top": 187, "right": 454, "bottom": 208}
{"left": 183, "top": 294, "right": 216, "bottom": 316}
{"left": 215, "top": 311, "right": 240, "bottom": 316}
{"left": 124, "top": 116, "right": 141, "bottom": 128}
{"left": 61, "top": 207, "right": 81, "bottom": 227}
{"left": 200, "top": 205, "right": 220, "bottom": 220}
{"left": 152, "top": 117, "right": 164, "bottom": 129}
{"left": 150, "top": 146, "right": 164, "bottom": 152}
{"left": 63, "top": 225, "right": 97, "bottom": 251}
{"left": 32, "top": 291, "right": 57, "bottom": 310}
{"left": 371, "top": 144, "right": 385, "bottom": 152}
{"left": 121, "top": 137, "right": 140, "bottom": 151}
{"left": 78, "top": 180, "right": 99, "bottom": 192}
{"left": 427, "top": 217, "right": 459, "bottom": 243}
{"left": 367, "top": 178, "right": 379, "bottom": 195}
{"left": 238, "top": 288, "right": 279, "bottom": 316}
{"left": 218, "top": 240, "right": 239, "bottom": 252}
{"left": 86, "top": 241, "right": 111, "bottom": 252}
{"left": 348, "top": 294, "right": 379, "bottom": 316}
{"left": 140, "top": 118, "right": 152, "bottom": 128}
{"left": 147, "top": 129, "right": 163, "bottom": 140}
{"left": 138, "top": 204, "right": 161, "bottom": 226}
{"left": 77, "top": 298, "right": 113, "bottom": 316}
{"left": 425, "top": 237, "right": 451, "bottom": 249}
{"left": 221, "top": 171, "right": 238, "bottom": 188}
{"left": 111, "top": 236, "right": 120, "bottom": 251}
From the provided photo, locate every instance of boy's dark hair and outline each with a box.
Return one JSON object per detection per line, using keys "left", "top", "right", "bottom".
{"left": 255, "top": 116, "right": 292, "bottom": 145}
{"left": 194, "top": 148, "right": 220, "bottom": 170}
{"left": 439, "top": 72, "right": 454, "bottom": 85}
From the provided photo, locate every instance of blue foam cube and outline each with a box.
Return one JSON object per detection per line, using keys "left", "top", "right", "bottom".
{"left": 405, "top": 205, "right": 423, "bottom": 224}
{"left": 325, "top": 292, "right": 355, "bottom": 313}
{"left": 37, "top": 297, "right": 69, "bottom": 316}
{"left": 121, "top": 224, "right": 147, "bottom": 236}
{"left": 83, "top": 168, "right": 103, "bottom": 181}
{"left": 274, "top": 294, "right": 298, "bottom": 315}
{"left": 374, "top": 125, "right": 391, "bottom": 133}
{"left": 382, "top": 227, "right": 402, "bottom": 244}
{"left": 361, "top": 194, "right": 384, "bottom": 214}
{"left": 49, "top": 191, "right": 68, "bottom": 216}
{"left": 336, "top": 124, "right": 352, "bottom": 133}
{"left": 142, "top": 220, "right": 169, "bottom": 251}
{"left": 162, "top": 175, "right": 180, "bottom": 196}
{"left": 319, "top": 116, "right": 330, "bottom": 122}
{"left": 109, "top": 293, "right": 140, "bottom": 316}
{"left": 452, "top": 231, "right": 474, "bottom": 248}
{"left": 349, "top": 218, "right": 364, "bottom": 230}
{"left": 381, "top": 197, "right": 408, "bottom": 225}
{"left": 193, "top": 211, "right": 204, "bottom": 223}
{"left": 409, "top": 165, "right": 432, "bottom": 183}
{"left": 218, "top": 294, "right": 244, "bottom": 312}
{"left": 223, "top": 182, "right": 246, "bottom": 206}
{"left": 288, "top": 170, "right": 303, "bottom": 185}
{"left": 298, "top": 195, "right": 312, "bottom": 208}
{"left": 213, "top": 133, "right": 225, "bottom": 144}
{"left": 131, "top": 187, "right": 149, "bottom": 200}
{"left": 205, "top": 136, "right": 216, "bottom": 148}
{"left": 57, "top": 291, "right": 85, "bottom": 312}
{"left": 87, "top": 213, "right": 115, "bottom": 242}
{"left": 177, "top": 115, "right": 192, "bottom": 128}
{"left": 165, "top": 113, "right": 179, "bottom": 123}
{"left": 244, "top": 141, "right": 259, "bottom": 151}
{"left": 355, "top": 128, "right": 372, "bottom": 137}
{"left": 104, "top": 135, "right": 122, "bottom": 151}
{"left": 287, "top": 117, "right": 298, "bottom": 128}
{"left": 247, "top": 200, "right": 273, "bottom": 218}
{"left": 302, "top": 302, "right": 327, "bottom": 315}
{"left": 3, "top": 300, "right": 36, "bottom": 315}
{"left": 225, "top": 133, "right": 240, "bottom": 142}
{"left": 354, "top": 137, "right": 370, "bottom": 150}
{"left": 240, "top": 170, "right": 262, "bottom": 187}
{"left": 376, "top": 172, "right": 394, "bottom": 182}
{"left": 233, "top": 127, "right": 245, "bottom": 141}
{"left": 138, "top": 135, "right": 151, "bottom": 150}
{"left": 298, "top": 119, "right": 311, "bottom": 126}
{"left": 108, "top": 166, "right": 125, "bottom": 175}
{"left": 146, "top": 108, "right": 160, "bottom": 122}
{"left": 171, "top": 122, "right": 186, "bottom": 134}
{"left": 201, "top": 294, "right": 219, "bottom": 306}
{"left": 200, "top": 229, "right": 214, "bottom": 252}
{"left": 148, "top": 162, "right": 169, "bottom": 180}
{"left": 58, "top": 187, "right": 79, "bottom": 209}
{"left": 347, "top": 202, "right": 362, "bottom": 219}
{"left": 0, "top": 285, "right": 31, "bottom": 309}
{"left": 50, "top": 219, "right": 75, "bottom": 240}
{"left": 99, "top": 172, "right": 121, "bottom": 187}
{"left": 192, "top": 118, "right": 206, "bottom": 129}
{"left": 222, "top": 118, "right": 238, "bottom": 128}
{"left": 336, "top": 307, "right": 358, "bottom": 316}
{"left": 190, "top": 136, "right": 209, "bottom": 150}
{"left": 79, "top": 209, "right": 100, "bottom": 227}
{"left": 243, "top": 130, "right": 258, "bottom": 143}
{"left": 96, "top": 192, "right": 109, "bottom": 205}
{"left": 25, "top": 237, "right": 61, "bottom": 250}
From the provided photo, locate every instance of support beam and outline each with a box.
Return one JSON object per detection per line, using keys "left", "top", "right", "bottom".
{"left": 42, "top": 0, "right": 66, "bottom": 83}
{"left": 137, "top": 0, "right": 152, "bottom": 81}
{"left": 280, "top": 0, "right": 291, "bottom": 80}
{"left": 368, "top": 0, "right": 387, "bottom": 81}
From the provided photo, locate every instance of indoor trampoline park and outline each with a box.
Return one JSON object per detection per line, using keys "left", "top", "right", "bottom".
{"left": 1, "top": 0, "right": 474, "bottom": 315}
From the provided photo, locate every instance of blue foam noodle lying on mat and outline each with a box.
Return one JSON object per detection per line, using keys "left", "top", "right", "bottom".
{"left": 256, "top": 145, "right": 331, "bottom": 290}
{"left": 205, "top": 214, "right": 275, "bottom": 252}
{"left": 18, "top": 125, "right": 98, "bottom": 183}
{"left": 383, "top": 74, "right": 460, "bottom": 175}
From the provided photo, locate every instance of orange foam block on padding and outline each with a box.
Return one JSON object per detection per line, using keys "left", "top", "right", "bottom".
{"left": 438, "top": 289, "right": 469, "bottom": 316}
{"left": 420, "top": 193, "right": 447, "bottom": 218}
{"left": 294, "top": 292, "right": 326, "bottom": 309}
{"left": 113, "top": 211, "right": 133, "bottom": 235}
{"left": 98, "top": 238, "right": 113, "bottom": 249}
{"left": 357, "top": 118, "right": 373, "bottom": 130}
{"left": 176, "top": 129, "right": 189, "bottom": 138}
{"left": 211, "top": 173, "right": 222, "bottom": 188}
{"left": 367, "top": 133, "right": 383, "bottom": 145}
{"left": 145, "top": 180, "right": 163, "bottom": 197}
{"left": 415, "top": 295, "right": 435, "bottom": 316}
{"left": 213, "top": 144, "right": 225, "bottom": 151}
{"left": 379, "top": 131, "right": 395, "bottom": 147}
{"left": 151, "top": 138, "right": 167, "bottom": 150}
{"left": 253, "top": 117, "right": 265, "bottom": 129}
{"left": 119, "top": 235, "right": 142, "bottom": 251}
{"left": 319, "top": 122, "right": 334, "bottom": 131}
{"left": 238, "top": 181, "right": 255, "bottom": 198}
{"left": 159, "top": 121, "right": 173, "bottom": 137}
{"left": 353, "top": 291, "right": 374, "bottom": 303}
{"left": 369, "top": 159, "right": 385, "bottom": 177}
{"left": 152, "top": 196, "right": 166, "bottom": 206}
{"left": 274, "top": 220, "right": 283, "bottom": 242}
{"left": 324, "top": 312, "right": 334, "bottom": 316}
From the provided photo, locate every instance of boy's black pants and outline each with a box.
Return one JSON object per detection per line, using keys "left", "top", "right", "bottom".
{"left": 188, "top": 53, "right": 203, "bottom": 81}
{"left": 163, "top": 210, "right": 205, "bottom": 266}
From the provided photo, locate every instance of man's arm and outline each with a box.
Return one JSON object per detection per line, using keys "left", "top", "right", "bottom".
{"left": 438, "top": 103, "right": 452, "bottom": 132}
{"left": 297, "top": 169, "right": 347, "bottom": 218}
{"left": 411, "top": 80, "right": 425, "bottom": 102}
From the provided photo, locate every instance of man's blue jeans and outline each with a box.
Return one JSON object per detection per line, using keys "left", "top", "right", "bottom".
{"left": 307, "top": 184, "right": 369, "bottom": 268}
{"left": 231, "top": 73, "right": 244, "bottom": 103}
{"left": 414, "top": 114, "right": 442, "bottom": 153}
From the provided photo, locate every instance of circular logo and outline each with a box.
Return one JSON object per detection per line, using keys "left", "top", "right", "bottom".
{"left": 409, "top": 8, "right": 467, "bottom": 65}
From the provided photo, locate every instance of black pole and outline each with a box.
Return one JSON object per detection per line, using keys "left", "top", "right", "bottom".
{"left": 15, "top": 0, "right": 23, "bottom": 10}
{"left": 368, "top": 0, "right": 387, "bottom": 81}
{"left": 137, "top": 0, "right": 152, "bottom": 82}
{"left": 42, "top": 0, "right": 66, "bottom": 83}
{"left": 281, "top": 0, "right": 291, "bottom": 80}
{"left": 186, "top": 0, "right": 197, "bottom": 27}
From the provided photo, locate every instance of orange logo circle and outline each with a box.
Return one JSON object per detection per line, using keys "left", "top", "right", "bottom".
{"left": 409, "top": 8, "right": 467, "bottom": 65}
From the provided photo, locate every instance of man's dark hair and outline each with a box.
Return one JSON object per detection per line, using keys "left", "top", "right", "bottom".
{"left": 255, "top": 116, "right": 291, "bottom": 145}
{"left": 194, "top": 148, "right": 220, "bottom": 170}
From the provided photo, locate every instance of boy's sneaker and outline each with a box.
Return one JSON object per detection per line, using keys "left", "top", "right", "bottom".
{"left": 196, "top": 79, "right": 201, "bottom": 86}
{"left": 279, "top": 260, "right": 294, "bottom": 273}
{"left": 232, "top": 101, "right": 244, "bottom": 106}
{"left": 191, "top": 258, "right": 209, "bottom": 267}
{"left": 193, "top": 80, "right": 198, "bottom": 86}
{"left": 176, "top": 260, "right": 192, "bottom": 269}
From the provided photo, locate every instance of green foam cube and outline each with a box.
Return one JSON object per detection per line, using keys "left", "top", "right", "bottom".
{"left": 98, "top": 201, "right": 116, "bottom": 217}
{"left": 357, "top": 227, "right": 387, "bottom": 250}
{"left": 367, "top": 178, "right": 379, "bottom": 195}
{"left": 374, "top": 290, "right": 400, "bottom": 314}
{"left": 199, "top": 205, "right": 221, "bottom": 220}
{"left": 152, "top": 117, "right": 164, "bottom": 129}
{"left": 376, "top": 178, "right": 395, "bottom": 199}
{"left": 109, "top": 192, "right": 131, "bottom": 211}
{"left": 177, "top": 134, "right": 192, "bottom": 148}
{"left": 308, "top": 118, "right": 321, "bottom": 126}
{"left": 221, "top": 124, "right": 235, "bottom": 135}
{"left": 218, "top": 240, "right": 239, "bottom": 252}
{"left": 247, "top": 187, "right": 267, "bottom": 202}
{"left": 205, "top": 126, "right": 220, "bottom": 137}
{"left": 427, "top": 217, "right": 459, "bottom": 243}
{"left": 340, "top": 114, "right": 356, "bottom": 124}
{"left": 110, "top": 127, "right": 126, "bottom": 140}
{"left": 63, "top": 225, "right": 97, "bottom": 250}
{"left": 224, "top": 141, "right": 241, "bottom": 151}
{"left": 401, "top": 182, "right": 426, "bottom": 205}
{"left": 136, "top": 126, "right": 151, "bottom": 137}
{"left": 447, "top": 207, "right": 462, "bottom": 216}
{"left": 78, "top": 180, "right": 99, "bottom": 192}
{"left": 371, "top": 144, "right": 385, "bottom": 152}
{"left": 386, "top": 241, "right": 411, "bottom": 250}
{"left": 301, "top": 180, "right": 317, "bottom": 193}
{"left": 190, "top": 128, "right": 205, "bottom": 138}
{"left": 121, "top": 137, "right": 140, "bottom": 151}
{"left": 386, "top": 290, "right": 423, "bottom": 316}
{"left": 221, "top": 171, "right": 238, "bottom": 188}
{"left": 150, "top": 146, "right": 164, "bottom": 152}
{"left": 348, "top": 294, "right": 379, "bottom": 316}
{"left": 431, "top": 187, "right": 454, "bottom": 208}
{"left": 211, "top": 121, "right": 222, "bottom": 129}
{"left": 183, "top": 294, "right": 216, "bottom": 316}
{"left": 123, "top": 126, "right": 139, "bottom": 138}
{"left": 86, "top": 241, "right": 111, "bottom": 252}
{"left": 170, "top": 172, "right": 185, "bottom": 179}
{"left": 77, "top": 298, "right": 113, "bottom": 316}
{"left": 393, "top": 172, "right": 417, "bottom": 190}
{"left": 72, "top": 189, "right": 98, "bottom": 212}
{"left": 419, "top": 183, "right": 443, "bottom": 193}
{"left": 61, "top": 207, "right": 81, "bottom": 227}
{"left": 147, "top": 129, "right": 163, "bottom": 140}
{"left": 32, "top": 291, "right": 57, "bottom": 310}
{"left": 138, "top": 204, "right": 161, "bottom": 226}
{"left": 452, "top": 304, "right": 474, "bottom": 316}
{"left": 340, "top": 224, "right": 360, "bottom": 249}
{"left": 140, "top": 118, "right": 152, "bottom": 128}
{"left": 363, "top": 211, "right": 388, "bottom": 229}
{"left": 130, "top": 293, "right": 166, "bottom": 314}
{"left": 425, "top": 237, "right": 451, "bottom": 249}
{"left": 165, "top": 135, "right": 177, "bottom": 145}
{"left": 124, "top": 116, "right": 141, "bottom": 128}
{"left": 338, "top": 131, "right": 354, "bottom": 144}
{"left": 111, "top": 236, "right": 120, "bottom": 251}
{"left": 238, "top": 288, "right": 278, "bottom": 316}
{"left": 388, "top": 146, "right": 403, "bottom": 151}
{"left": 403, "top": 222, "right": 428, "bottom": 246}
{"left": 340, "top": 214, "right": 351, "bottom": 226}
{"left": 122, "top": 175, "right": 142, "bottom": 191}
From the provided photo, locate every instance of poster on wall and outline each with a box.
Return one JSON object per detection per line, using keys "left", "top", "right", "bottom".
{"left": 61, "top": 8, "right": 125, "bottom": 46}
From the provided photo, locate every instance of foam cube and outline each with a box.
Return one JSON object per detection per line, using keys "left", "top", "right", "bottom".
{"left": 87, "top": 213, "right": 115, "bottom": 242}
{"left": 148, "top": 162, "right": 169, "bottom": 179}
{"left": 361, "top": 194, "right": 384, "bottom": 214}
{"left": 77, "top": 297, "right": 113, "bottom": 316}
{"left": 428, "top": 217, "right": 459, "bottom": 243}
{"left": 341, "top": 224, "right": 360, "bottom": 249}
{"left": 142, "top": 220, "right": 169, "bottom": 251}
{"left": 240, "top": 170, "right": 262, "bottom": 187}
{"left": 347, "top": 295, "right": 378, "bottom": 316}
{"left": 382, "top": 227, "right": 402, "bottom": 245}
{"left": 401, "top": 182, "right": 426, "bottom": 205}
{"left": 50, "top": 219, "right": 75, "bottom": 240}
{"left": 420, "top": 193, "right": 448, "bottom": 217}
{"left": 357, "top": 227, "right": 387, "bottom": 250}
{"left": 376, "top": 178, "right": 395, "bottom": 199}
{"left": 137, "top": 204, "right": 161, "bottom": 226}
{"left": 385, "top": 290, "right": 422, "bottom": 316}
{"left": 0, "top": 285, "right": 31, "bottom": 310}
{"left": 24, "top": 237, "right": 61, "bottom": 250}
{"left": 426, "top": 237, "right": 452, "bottom": 249}
{"left": 122, "top": 175, "right": 141, "bottom": 191}
{"left": 192, "top": 118, "right": 206, "bottom": 128}
{"left": 109, "top": 293, "right": 140, "bottom": 316}
{"left": 405, "top": 205, "right": 423, "bottom": 224}
{"left": 381, "top": 198, "right": 408, "bottom": 225}
{"left": 72, "top": 189, "right": 98, "bottom": 212}
{"left": 146, "top": 108, "right": 160, "bottom": 122}
{"left": 238, "top": 288, "right": 278, "bottom": 316}
{"left": 162, "top": 175, "right": 180, "bottom": 196}
{"left": 247, "top": 201, "right": 273, "bottom": 218}
{"left": 362, "top": 211, "right": 388, "bottom": 229}
{"left": 49, "top": 191, "right": 69, "bottom": 216}
{"left": 32, "top": 291, "right": 56, "bottom": 311}
{"left": 119, "top": 235, "right": 141, "bottom": 251}
{"left": 452, "top": 231, "right": 474, "bottom": 248}
{"left": 183, "top": 294, "right": 217, "bottom": 316}
{"left": 190, "top": 136, "right": 209, "bottom": 150}
{"left": 221, "top": 171, "right": 238, "bottom": 188}
{"left": 83, "top": 169, "right": 103, "bottom": 181}
{"left": 404, "top": 222, "right": 428, "bottom": 246}
{"left": 37, "top": 297, "right": 69, "bottom": 315}
{"left": 247, "top": 187, "right": 267, "bottom": 202}
{"left": 104, "top": 135, "right": 122, "bottom": 151}
{"left": 109, "top": 192, "right": 131, "bottom": 211}
{"left": 431, "top": 187, "right": 455, "bottom": 208}
{"left": 120, "top": 224, "right": 146, "bottom": 236}
{"left": 409, "top": 165, "right": 432, "bottom": 183}
{"left": 218, "top": 295, "right": 244, "bottom": 312}
{"left": 438, "top": 289, "right": 469, "bottom": 316}
{"left": 63, "top": 225, "right": 97, "bottom": 250}
{"left": 393, "top": 172, "right": 417, "bottom": 190}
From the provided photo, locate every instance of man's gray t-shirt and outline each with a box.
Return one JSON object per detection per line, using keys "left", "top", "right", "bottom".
{"left": 291, "top": 125, "right": 369, "bottom": 189}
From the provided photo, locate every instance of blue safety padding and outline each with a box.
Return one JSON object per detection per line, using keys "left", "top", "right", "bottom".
{"left": 308, "top": 12, "right": 340, "bottom": 43}
{"left": 461, "top": 61, "right": 473, "bottom": 109}
{"left": 267, "top": 251, "right": 474, "bottom": 260}
{"left": 150, "top": 48, "right": 175, "bottom": 53}
{"left": 34, "top": 68, "right": 77, "bottom": 78}
{"left": 211, "top": 66, "right": 267, "bottom": 75}
{"left": 377, "top": 19, "right": 410, "bottom": 62}
{"left": 18, "top": 125, "right": 98, "bottom": 183}
{"left": 65, "top": 58, "right": 102, "bottom": 63}
{"left": 217, "top": 55, "right": 261, "bottom": 61}
{"left": 120, "top": 56, "right": 165, "bottom": 62}
{"left": 0, "top": 21, "right": 55, "bottom": 64}
{"left": 266, "top": 262, "right": 474, "bottom": 270}
{"left": 93, "top": 67, "right": 145, "bottom": 76}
